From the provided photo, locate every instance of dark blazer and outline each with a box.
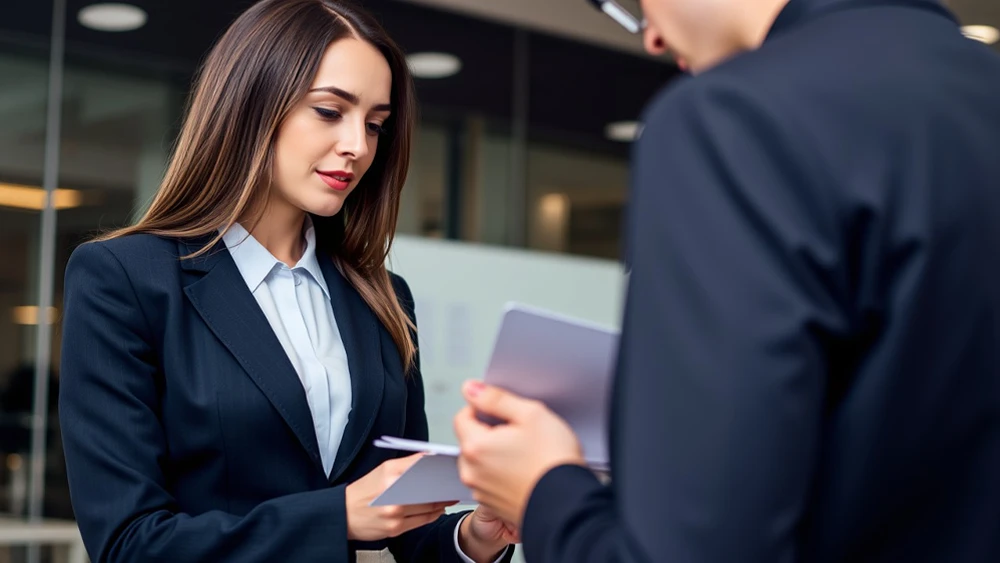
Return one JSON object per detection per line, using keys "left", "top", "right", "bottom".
{"left": 523, "top": 0, "right": 1000, "bottom": 562}
{"left": 59, "top": 232, "right": 472, "bottom": 562}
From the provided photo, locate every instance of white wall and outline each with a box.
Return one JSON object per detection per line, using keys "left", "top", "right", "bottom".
{"left": 387, "top": 235, "right": 627, "bottom": 444}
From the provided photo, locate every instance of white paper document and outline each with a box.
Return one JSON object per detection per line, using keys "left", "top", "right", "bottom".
{"left": 371, "top": 451, "right": 473, "bottom": 506}
{"left": 373, "top": 436, "right": 460, "bottom": 456}
{"left": 370, "top": 303, "right": 619, "bottom": 506}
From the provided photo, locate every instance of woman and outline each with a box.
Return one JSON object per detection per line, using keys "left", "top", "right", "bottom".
{"left": 59, "top": 0, "right": 516, "bottom": 561}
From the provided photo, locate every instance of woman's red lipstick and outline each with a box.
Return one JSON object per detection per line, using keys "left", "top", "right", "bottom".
{"left": 317, "top": 170, "right": 354, "bottom": 191}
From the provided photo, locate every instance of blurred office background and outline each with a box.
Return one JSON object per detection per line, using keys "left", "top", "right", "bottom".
{"left": 0, "top": 0, "right": 996, "bottom": 560}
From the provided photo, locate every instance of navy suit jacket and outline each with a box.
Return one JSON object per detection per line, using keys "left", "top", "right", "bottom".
{"left": 523, "top": 0, "right": 1000, "bottom": 562}
{"left": 59, "top": 232, "right": 475, "bottom": 562}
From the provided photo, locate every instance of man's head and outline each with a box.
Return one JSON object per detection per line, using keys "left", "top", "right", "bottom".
{"left": 591, "top": 0, "right": 791, "bottom": 72}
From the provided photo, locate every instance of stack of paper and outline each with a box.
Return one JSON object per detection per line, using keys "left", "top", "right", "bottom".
{"left": 371, "top": 303, "right": 619, "bottom": 507}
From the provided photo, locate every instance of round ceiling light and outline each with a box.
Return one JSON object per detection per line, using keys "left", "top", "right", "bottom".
{"left": 961, "top": 24, "right": 999, "bottom": 45}
{"left": 78, "top": 3, "right": 148, "bottom": 32}
{"left": 407, "top": 52, "right": 462, "bottom": 79}
{"left": 605, "top": 120, "right": 643, "bottom": 142}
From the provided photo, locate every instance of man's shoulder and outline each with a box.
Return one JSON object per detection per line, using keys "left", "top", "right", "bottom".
{"left": 641, "top": 16, "right": 1000, "bottom": 146}
{"left": 637, "top": 71, "right": 780, "bottom": 150}
{"left": 669, "top": 6, "right": 1000, "bottom": 123}
{"left": 640, "top": 40, "right": 858, "bottom": 138}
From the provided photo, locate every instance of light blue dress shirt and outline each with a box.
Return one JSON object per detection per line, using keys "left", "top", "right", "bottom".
{"left": 222, "top": 220, "right": 502, "bottom": 563}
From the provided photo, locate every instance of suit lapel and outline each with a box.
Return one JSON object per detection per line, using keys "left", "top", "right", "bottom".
{"left": 319, "top": 256, "right": 386, "bottom": 483}
{"left": 178, "top": 238, "right": 325, "bottom": 475}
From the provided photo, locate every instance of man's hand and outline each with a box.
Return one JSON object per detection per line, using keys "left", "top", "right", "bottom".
{"left": 454, "top": 381, "right": 585, "bottom": 527}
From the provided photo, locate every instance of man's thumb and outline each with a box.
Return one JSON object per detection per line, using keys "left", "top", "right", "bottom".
{"left": 462, "top": 381, "right": 523, "bottom": 422}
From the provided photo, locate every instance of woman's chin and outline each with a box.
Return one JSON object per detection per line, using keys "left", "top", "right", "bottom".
{"left": 308, "top": 206, "right": 344, "bottom": 218}
{"left": 303, "top": 195, "right": 348, "bottom": 218}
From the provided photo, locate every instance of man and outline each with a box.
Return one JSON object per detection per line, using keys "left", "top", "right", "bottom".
{"left": 453, "top": 0, "right": 1000, "bottom": 561}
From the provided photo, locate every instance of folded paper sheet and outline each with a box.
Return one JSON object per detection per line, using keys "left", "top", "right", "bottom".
{"left": 371, "top": 303, "right": 619, "bottom": 506}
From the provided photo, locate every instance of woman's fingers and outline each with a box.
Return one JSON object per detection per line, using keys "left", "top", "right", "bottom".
{"left": 385, "top": 507, "right": 448, "bottom": 537}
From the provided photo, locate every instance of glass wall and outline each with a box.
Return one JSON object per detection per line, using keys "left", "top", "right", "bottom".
{"left": 1, "top": 5, "right": 55, "bottom": 562}
{"left": 0, "top": 50, "right": 50, "bottom": 521}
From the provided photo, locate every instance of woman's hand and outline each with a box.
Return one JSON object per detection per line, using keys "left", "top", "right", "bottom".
{"left": 345, "top": 454, "right": 458, "bottom": 541}
{"left": 458, "top": 505, "right": 519, "bottom": 562}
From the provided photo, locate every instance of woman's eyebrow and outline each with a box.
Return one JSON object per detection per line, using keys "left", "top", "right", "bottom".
{"left": 309, "top": 85, "right": 391, "bottom": 111}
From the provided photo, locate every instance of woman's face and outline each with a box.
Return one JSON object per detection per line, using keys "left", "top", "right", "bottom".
{"left": 271, "top": 37, "right": 393, "bottom": 218}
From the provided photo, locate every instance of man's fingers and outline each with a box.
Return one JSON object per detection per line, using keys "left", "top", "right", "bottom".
{"left": 453, "top": 405, "right": 489, "bottom": 444}
{"left": 462, "top": 380, "right": 540, "bottom": 423}
{"left": 456, "top": 453, "right": 476, "bottom": 488}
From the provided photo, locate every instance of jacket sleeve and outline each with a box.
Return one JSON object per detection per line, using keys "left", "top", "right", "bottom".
{"left": 387, "top": 273, "right": 514, "bottom": 563}
{"left": 521, "top": 78, "right": 849, "bottom": 563}
{"left": 59, "top": 241, "right": 352, "bottom": 563}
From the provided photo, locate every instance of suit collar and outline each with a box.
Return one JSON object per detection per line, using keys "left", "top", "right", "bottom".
{"left": 319, "top": 257, "right": 387, "bottom": 483}
{"left": 178, "top": 237, "right": 387, "bottom": 482}
{"left": 767, "top": 0, "right": 955, "bottom": 40}
{"left": 178, "top": 234, "right": 228, "bottom": 274}
{"left": 179, "top": 236, "right": 325, "bottom": 474}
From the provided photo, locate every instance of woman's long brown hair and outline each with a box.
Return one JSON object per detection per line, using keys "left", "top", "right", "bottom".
{"left": 96, "top": 0, "right": 418, "bottom": 371}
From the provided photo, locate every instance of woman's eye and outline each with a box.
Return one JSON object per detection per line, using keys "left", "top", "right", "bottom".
{"left": 367, "top": 123, "right": 386, "bottom": 136}
{"left": 313, "top": 107, "right": 341, "bottom": 120}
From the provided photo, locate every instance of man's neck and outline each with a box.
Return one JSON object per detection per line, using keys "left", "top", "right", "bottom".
{"left": 738, "top": 0, "right": 793, "bottom": 52}
{"left": 688, "top": 0, "right": 791, "bottom": 73}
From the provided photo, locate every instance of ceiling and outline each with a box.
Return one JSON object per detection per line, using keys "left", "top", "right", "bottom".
{"left": 398, "top": 0, "right": 650, "bottom": 57}
{"left": 0, "top": 0, "right": 676, "bottom": 162}
{"left": 0, "top": 0, "right": 996, "bottom": 175}
{"left": 404, "top": 0, "right": 1000, "bottom": 53}
{"left": 948, "top": 0, "right": 1000, "bottom": 31}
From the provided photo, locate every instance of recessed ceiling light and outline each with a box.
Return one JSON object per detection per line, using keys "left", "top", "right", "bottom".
{"left": 407, "top": 52, "right": 462, "bottom": 79}
{"left": 961, "top": 24, "right": 999, "bottom": 45}
{"left": 78, "top": 3, "right": 147, "bottom": 32}
{"left": 605, "top": 120, "right": 643, "bottom": 142}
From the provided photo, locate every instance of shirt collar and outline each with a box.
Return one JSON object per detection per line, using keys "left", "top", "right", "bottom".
{"left": 220, "top": 217, "right": 331, "bottom": 300}
{"left": 295, "top": 221, "right": 331, "bottom": 300}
